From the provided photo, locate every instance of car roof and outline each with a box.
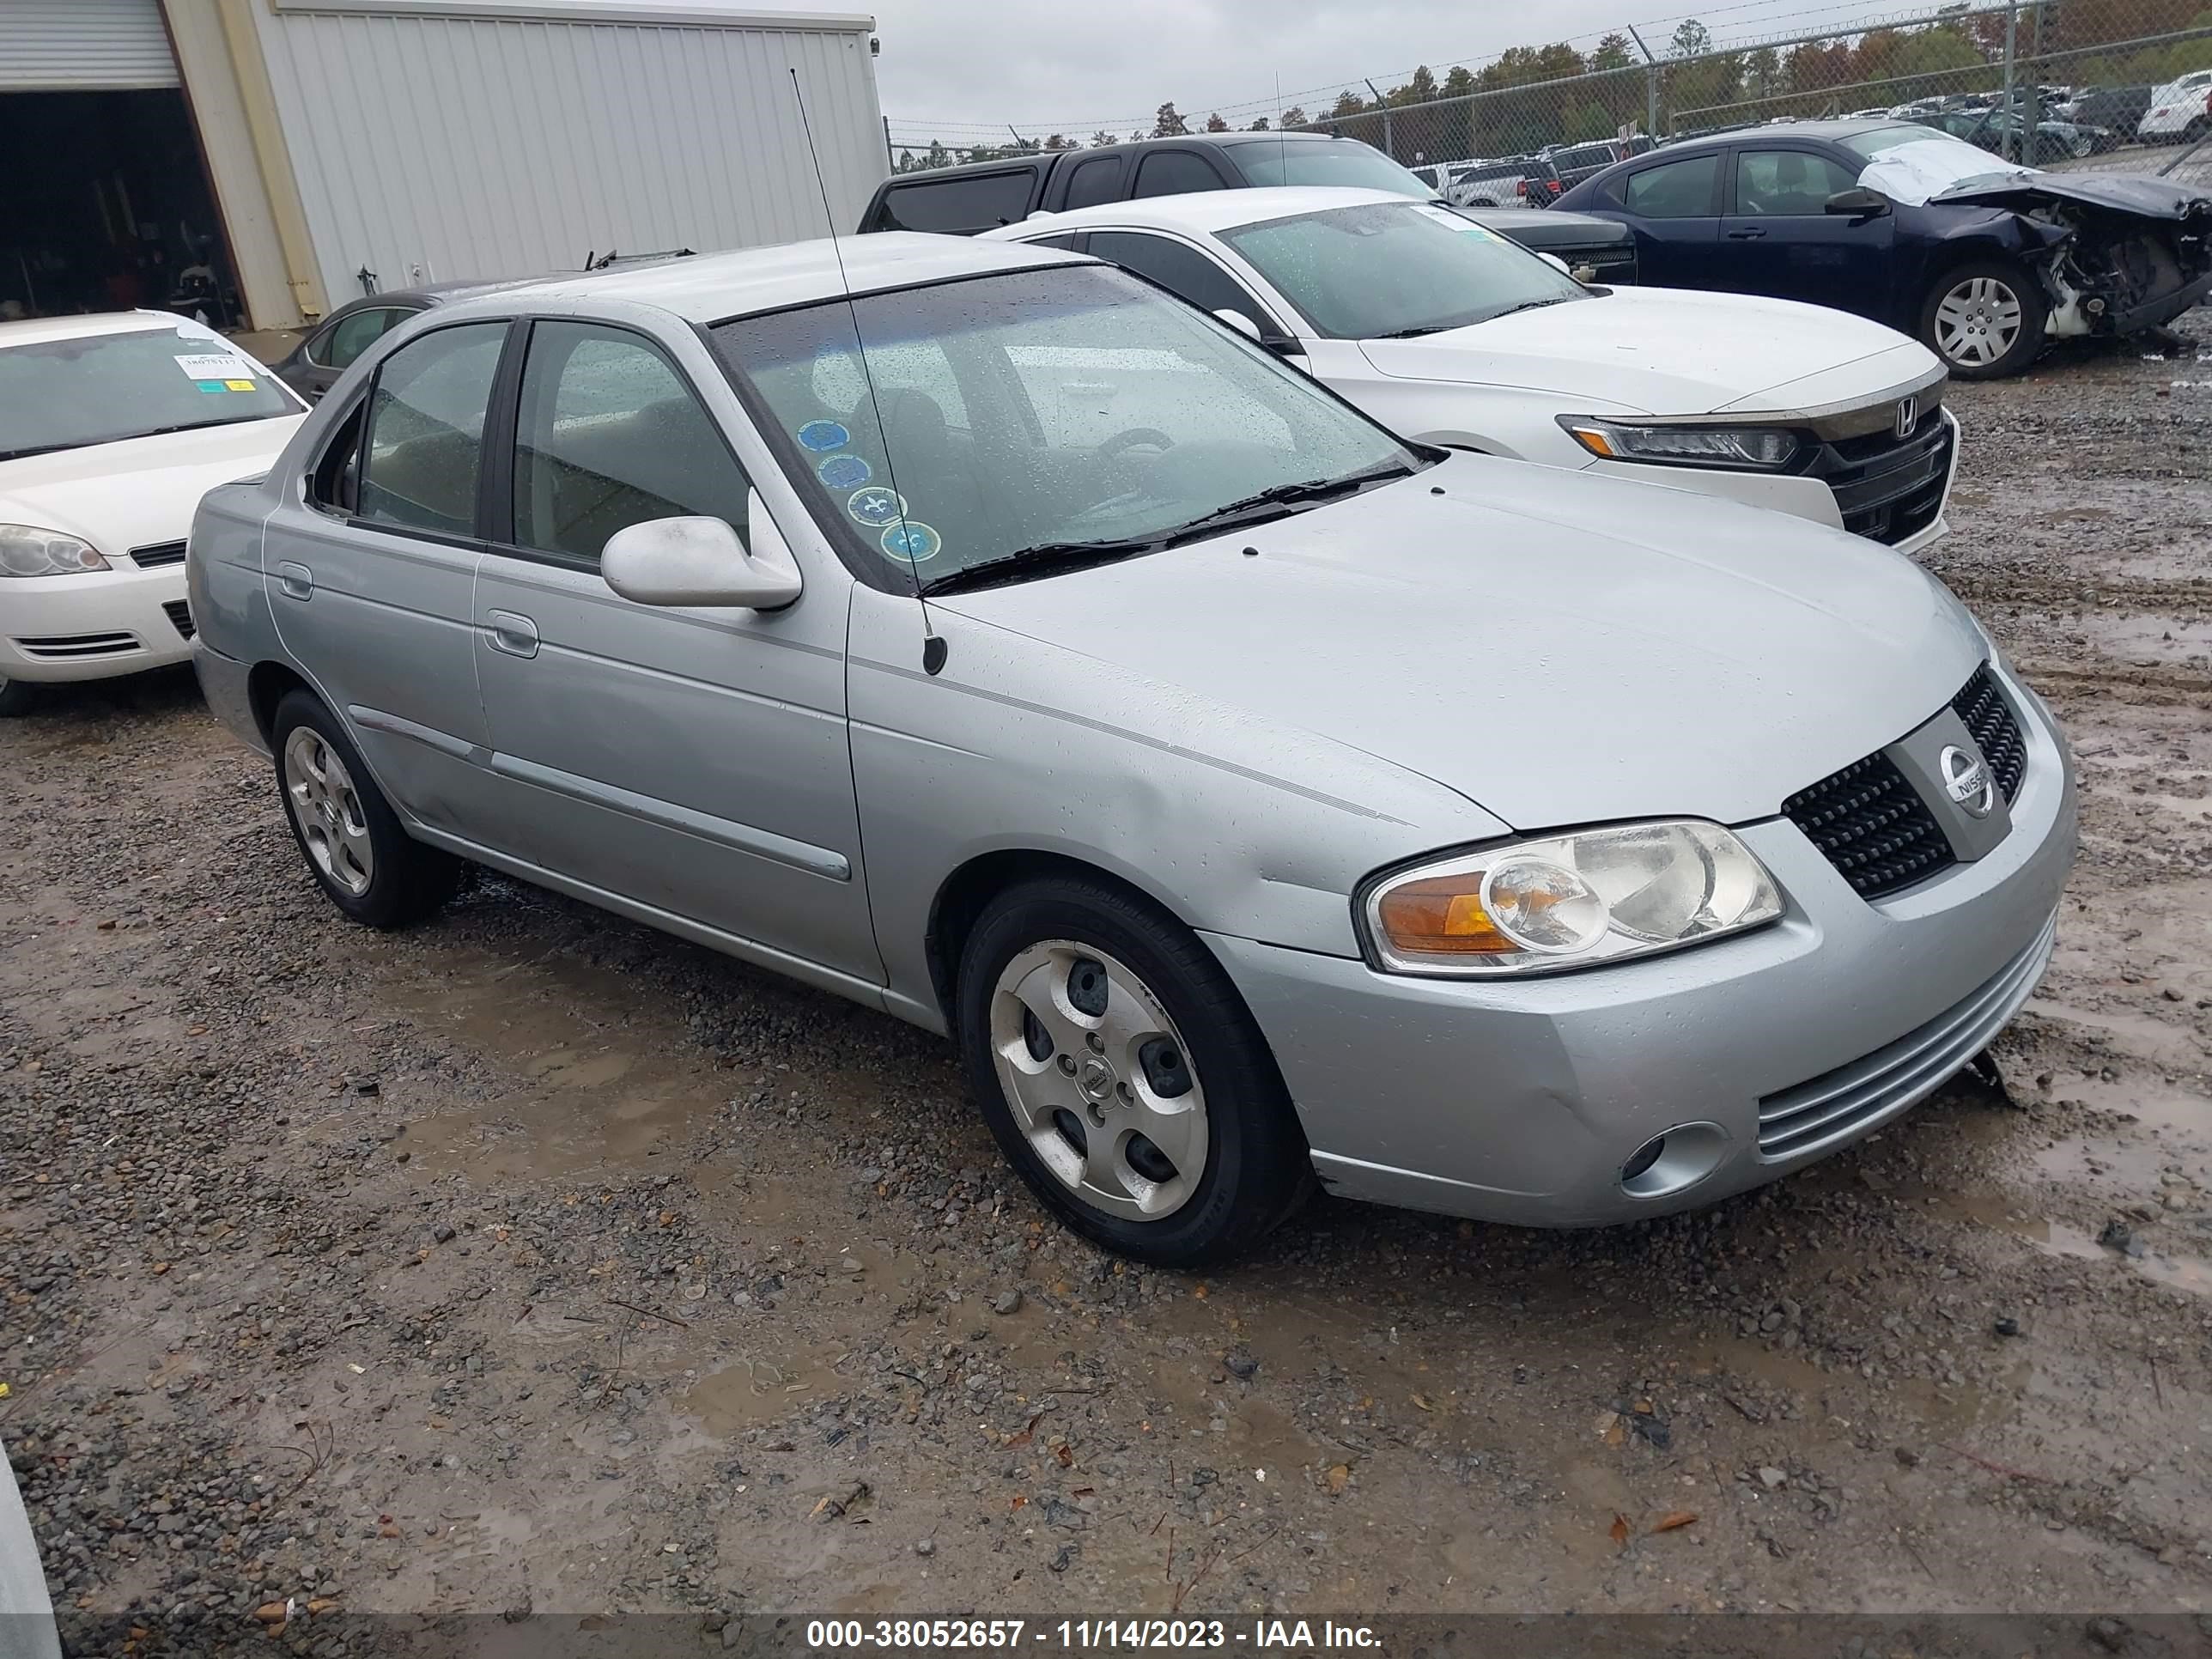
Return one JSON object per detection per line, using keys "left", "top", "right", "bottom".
{"left": 0, "top": 310, "right": 204, "bottom": 348}
{"left": 1648, "top": 118, "right": 1913, "bottom": 153}
{"left": 431, "top": 232, "right": 1091, "bottom": 325}
{"left": 993, "top": 186, "right": 1423, "bottom": 240}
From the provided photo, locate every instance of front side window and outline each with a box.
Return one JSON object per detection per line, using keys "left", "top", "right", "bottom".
{"left": 313, "top": 307, "right": 410, "bottom": 370}
{"left": 0, "top": 321, "right": 295, "bottom": 463}
{"left": 712, "top": 264, "right": 1423, "bottom": 591}
{"left": 1623, "top": 155, "right": 1720, "bottom": 217}
{"left": 1217, "top": 201, "right": 1585, "bottom": 340}
{"left": 1132, "top": 150, "right": 1225, "bottom": 198}
{"left": 1735, "top": 150, "right": 1861, "bottom": 215}
{"left": 1085, "top": 231, "right": 1277, "bottom": 336}
{"left": 1229, "top": 142, "right": 1433, "bottom": 197}
{"left": 512, "top": 322, "right": 751, "bottom": 563}
{"left": 357, "top": 321, "right": 507, "bottom": 537}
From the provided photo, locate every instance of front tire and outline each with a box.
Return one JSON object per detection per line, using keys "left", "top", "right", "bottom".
{"left": 1922, "top": 259, "right": 2046, "bottom": 380}
{"left": 0, "top": 676, "right": 39, "bottom": 718}
{"left": 955, "top": 875, "right": 1312, "bottom": 1267}
{"left": 270, "top": 690, "right": 458, "bottom": 927}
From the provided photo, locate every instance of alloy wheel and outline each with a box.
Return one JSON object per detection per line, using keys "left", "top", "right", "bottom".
{"left": 283, "top": 726, "right": 374, "bottom": 896}
{"left": 1933, "top": 276, "right": 2024, "bottom": 368}
{"left": 988, "top": 940, "right": 1209, "bottom": 1222}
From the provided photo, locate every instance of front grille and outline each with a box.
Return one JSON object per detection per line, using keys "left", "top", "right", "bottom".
{"left": 130, "top": 539, "right": 188, "bottom": 569}
{"left": 1951, "top": 666, "right": 2025, "bottom": 802}
{"left": 1549, "top": 240, "right": 1638, "bottom": 283}
{"left": 163, "top": 599, "right": 196, "bottom": 641}
{"left": 1818, "top": 415, "right": 1954, "bottom": 546}
{"left": 12, "top": 631, "right": 142, "bottom": 660}
{"left": 1757, "top": 911, "right": 2057, "bottom": 1159}
{"left": 1783, "top": 751, "right": 1956, "bottom": 899}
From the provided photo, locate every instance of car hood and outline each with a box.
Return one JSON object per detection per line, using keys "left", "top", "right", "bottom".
{"left": 1449, "top": 205, "right": 1632, "bottom": 249}
{"left": 1931, "top": 169, "right": 2212, "bottom": 219}
{"left": 0, "top": 417, "right": 302, "bottom": 556}
{"left": 932, "top": 453, "right": 1983, "bottom": 831}
{"left": 1356, "top": 287, "right": 1936, "bottom": 416}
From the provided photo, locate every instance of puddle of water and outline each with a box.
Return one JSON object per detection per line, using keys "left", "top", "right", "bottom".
{"left": 396, "top": 1078, "right": 706, "bottom": 1182}
{"left": 681, "top": 1348, "right": 842, "bottom": 1434}
{"left": 2031, "top": 1219, "right": 2212, "bottom": 1301}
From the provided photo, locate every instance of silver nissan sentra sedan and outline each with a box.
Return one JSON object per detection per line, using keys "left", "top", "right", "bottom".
{"left": 188, "top": 233, "right": 2075, "bottom": 1266}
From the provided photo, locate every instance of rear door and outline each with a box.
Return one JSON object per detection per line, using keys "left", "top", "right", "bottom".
{"left": 1611, "top": 151, "right": 1724, "bottom": 286}
{"left": 469, "top": 316, "right": 879, "bottom": 981}
{"left": 1128, "top": 147, "right": 1235, "bottom": 199}
{"left": 1718, "top": 146, "right": 1894, "bottom": 316}
{"left": 264, "top": 320, "right": 506, "bottom": 830}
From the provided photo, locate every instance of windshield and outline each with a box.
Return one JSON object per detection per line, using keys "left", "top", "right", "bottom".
{"left": 1843, "top": 125, "right": 2035, "bottom": 204}
{"left": 1229, "top": 143, "right": 1434, "bottom": 198}
{"left": 713, "top": 264, "right": 1421, "bottom": 590}
{"left": 1218, "top": 201, "right": 1587, "bottom": 340}
{"left": 0, "top": 322, "right": 295, "bottom": 462}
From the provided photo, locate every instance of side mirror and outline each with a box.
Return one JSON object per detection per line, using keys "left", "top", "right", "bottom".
{"left": 603, "top": 495, "right": 803, "bottom": 610}
{"left": 1539, "top": 252, "right": 1573, "bottom": 276}
{"left": 1825, "top": 186, "right": 1890, "bottom": 218}
{"left": 1213, "top": 307, "right": 1262, "bottom": 341}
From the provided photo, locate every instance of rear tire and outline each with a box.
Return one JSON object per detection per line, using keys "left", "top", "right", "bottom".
{"left": 955, "top": 875, "right": 1312, "bottom": 1267}
{"left": 1921, "top": 259, "right": 2046, "bottom": 380}
{"left": 270, "top": 690, "right": 459, "bottom": 928}
{"left": 0, "top": 677, "right": 39, "bottom": 718}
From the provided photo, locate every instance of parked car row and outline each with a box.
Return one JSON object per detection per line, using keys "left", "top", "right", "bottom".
{"left": 0, "top": 133, "right": 2124, "bottom": 1266}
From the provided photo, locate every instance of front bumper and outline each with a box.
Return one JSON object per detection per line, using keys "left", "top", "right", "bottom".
{"left": 1208, "top": 659, "right": 2075, "bottom": 1228}
{"left": 0, "top": 564, "right": 195, "bottom": 684}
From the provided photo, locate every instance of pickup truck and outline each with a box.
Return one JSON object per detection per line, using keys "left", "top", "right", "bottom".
{"left": 860, "top": 130, "right": 1640, "bottom": 285}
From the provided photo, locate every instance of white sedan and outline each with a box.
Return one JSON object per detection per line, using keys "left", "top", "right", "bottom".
{"left": 0, "top": 313, "right": 305, "bottom": 714}
{"left": 988, "top": 187, "right": 1960, "bottom": 552}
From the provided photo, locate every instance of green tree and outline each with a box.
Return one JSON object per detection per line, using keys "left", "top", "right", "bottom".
{"left": 1205, "top": 110, "right": 1230, "bottom": 131}
{"left": 1089, "top": 130, "right": 1115, "bottom": 149}
{"left": 1280, "top": 104, "right": 1309, "bottom": 129}
{"left": 1591, "top": 33, "right": 1634, "bottom": 71}
{"left": 1152, "top": 101, "right": 1188, "bottom": 136}
{"left": 1670, "top": 18, "right": 1712, "bottom": 57}
{"left": 1247, "top": 115, "right": 1272, "bottom": 130}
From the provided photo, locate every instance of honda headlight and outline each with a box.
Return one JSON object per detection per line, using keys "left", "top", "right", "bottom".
{"left": 1360, "top": 820, "right": 1784, "bottom": 977}
{"left": 0, "top": 524, "right": 109, "bottom": 577}
{"left": 1560, "top": 418, "right": 1800, "bottom": 470}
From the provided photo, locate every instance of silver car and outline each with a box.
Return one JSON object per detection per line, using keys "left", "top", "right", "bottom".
{"left": 189, "top": 234, "right": 2075, "bottom": 1266}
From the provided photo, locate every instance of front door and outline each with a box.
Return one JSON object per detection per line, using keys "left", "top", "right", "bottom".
{"left": 469, "top": 318, "right": 880, "bottom": 983}
{"left": 1718, "top": 147, "right": 1895, "bottom": 318}
{"left": 1615, "top": 151, "right": 1724, "bottom": 288}
{"left": 264, "top": 319, "right": 507, "bottom": 830}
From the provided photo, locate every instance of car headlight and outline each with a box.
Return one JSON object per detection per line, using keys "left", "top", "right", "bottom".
{"left": 0, "top": 524, "right": 109, "bottom": 577}
{"left": 1359, "top": 820, "right": 1784, "bottom": 977}
{"left": 1560, "top": 417, "right": 1801, "bottom": 470}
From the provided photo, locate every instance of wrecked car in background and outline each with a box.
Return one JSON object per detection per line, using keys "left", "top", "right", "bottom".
{"left": 1556, "top": 119, "right": 2212, "bottom": 379}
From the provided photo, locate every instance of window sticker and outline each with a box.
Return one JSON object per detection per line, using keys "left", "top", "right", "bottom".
{"left": 175, "top": 352, "right": 256, "bottom": 382}
{"left": 880, "top": 522, "right": 942, "bottom": 563}
{"left": 817, "top": 453, "right": 872, "bottom": 489}
{"left": 797, "top": 419, "right": 851, "bottom": 453}
{"left": 1413, "top": 204, "right": 1497, "bottom": 239}
{"left": 847, "top": 486, "right": 907, "bottom": 528}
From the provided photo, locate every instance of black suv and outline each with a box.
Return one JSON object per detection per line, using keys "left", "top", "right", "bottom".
{"left": 859, "top": 131, "right": 1638, "bottom": 284}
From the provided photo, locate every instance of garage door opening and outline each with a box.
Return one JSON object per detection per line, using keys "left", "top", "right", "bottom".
{"left": 0, "top": 88, "right": 240, "bottom": 329}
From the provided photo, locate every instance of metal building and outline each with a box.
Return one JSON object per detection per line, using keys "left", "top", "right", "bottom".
{"left": 0, "top": 0, "right": 885, "bottom": 331}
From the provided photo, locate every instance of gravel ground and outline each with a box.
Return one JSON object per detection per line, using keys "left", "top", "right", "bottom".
{"left": 3, "top": 327, "right": 2209, "bottom": 1648}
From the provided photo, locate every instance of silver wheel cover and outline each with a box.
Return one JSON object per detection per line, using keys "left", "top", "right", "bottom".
{"left": 989, "top": 940, "right": 1210, "bottom": 1222}
{"left": 283, "top": 727, "right": 375, "bottom": 896}
{"left": 1934, "top": 275, "right": 2025, "bottom": 368}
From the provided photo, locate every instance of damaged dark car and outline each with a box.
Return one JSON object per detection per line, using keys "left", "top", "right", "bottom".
{"left": 1555, "top": 119, "right": 2212, "bottom": 379}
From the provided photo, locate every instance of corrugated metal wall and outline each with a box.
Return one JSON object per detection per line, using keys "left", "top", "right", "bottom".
{"left": 0, "top": 0, "right": 180, "bottom": 91}
{"left": 245, "top": 3, "right": 885, "bottom": 306}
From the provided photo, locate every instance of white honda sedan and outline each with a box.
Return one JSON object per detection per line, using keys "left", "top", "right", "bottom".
{"left": 988, "top": 187, "right": 1960, "bottom": 552}
{"left": 0, "top": 313, "right": 305, "bottom": 714}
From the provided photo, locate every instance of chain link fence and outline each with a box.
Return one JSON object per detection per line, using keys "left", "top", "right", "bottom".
{"left": 884, "top": 1, "right": 2212, "bottom": 188}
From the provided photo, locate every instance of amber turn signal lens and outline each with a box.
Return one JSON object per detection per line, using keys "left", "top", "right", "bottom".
{"left": 1373, "top": 873, "right": 1516, "bottom": 956}
{"left": 1565, "top": 423, "right": 1616, "bottom": 459}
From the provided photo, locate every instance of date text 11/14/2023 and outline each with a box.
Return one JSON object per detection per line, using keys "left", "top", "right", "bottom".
{"left": 804, "top": 1620, "right": 1383, "bottom": 1650}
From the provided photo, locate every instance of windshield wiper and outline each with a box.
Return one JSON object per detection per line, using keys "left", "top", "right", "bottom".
{"left": 923, "top": 463, "right": 1417, "bottom": 597}
{"left": 1376, "top": 323, "right": 1456, "bottom": 339}
{"left": 0, "top": 415, "right": 274, "bottom": 465}
{"left": 1485, "top": 295, "right": 1578, "bottom": 320}
{"left": 0, "top": 441, "right": 82, "bottom": 463}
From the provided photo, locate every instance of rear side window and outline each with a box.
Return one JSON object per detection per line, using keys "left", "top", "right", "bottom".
{"left": 1132, "top": 150, "right": 1225, "bottom": 198}
{"left": 512, "top": 322, "right": 751, "bottom": 564}
{"left": 872, "top": 170, "right": 1036, "bottom": 233}
{"left": 1062, "top": 155, "right": 1127, "bottom": 209}
{"left": 357, "top": 322, "right": 507, "bottom": 538}
{"left": 1085, "top": 231, "right": 1276, "bottom": 336}
{"left": 312, "top": 306, "right": 410, "bottom": 370}
{"left": 1623, "top": 155, "right": 1720, "bottom": 218}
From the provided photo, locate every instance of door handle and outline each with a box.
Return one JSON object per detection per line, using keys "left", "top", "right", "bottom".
{"left": 1728, "top": 227, "right": 1766, "bottom": 240}
{"left": 275, "top": 561, "right": 313, "bottom": 600}
{"left": 484, "top": 609, "right": 539, "bottom": 659}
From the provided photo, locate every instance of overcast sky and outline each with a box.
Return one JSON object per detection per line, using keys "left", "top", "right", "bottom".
{"left": 860, "top": 0, "right": 1897, "bottom": 141}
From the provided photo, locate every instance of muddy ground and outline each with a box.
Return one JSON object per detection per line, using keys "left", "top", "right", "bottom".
{"left": 3, "top": 330, "right": 2209, "bottom": 1644}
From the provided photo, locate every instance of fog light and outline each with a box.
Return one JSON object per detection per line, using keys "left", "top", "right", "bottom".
{"left": 1620, "top": 1134, "right": 1667, "bottom": 1183}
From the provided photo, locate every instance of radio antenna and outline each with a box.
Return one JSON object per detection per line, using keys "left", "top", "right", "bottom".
{"left": 787, "top": 66, "right": 945, "bottom": 674}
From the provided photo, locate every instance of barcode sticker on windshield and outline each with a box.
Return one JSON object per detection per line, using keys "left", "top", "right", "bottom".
{"left": 175, "top": 353, "right": 255, "bottom": 382}
{"left": 1414, "top": 204, "right": 1496, "bottom": 239}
